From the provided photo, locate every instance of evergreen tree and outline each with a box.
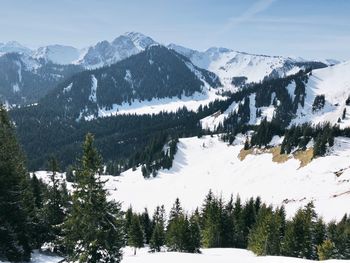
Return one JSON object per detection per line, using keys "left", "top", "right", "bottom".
{"left": 140, "top": 208, "right": 153, "bottom": 244}
{"left": 150, "top": 206, "right": 166, "bottom": 252}
{"left": 248, "top": 205, "right": 282, "bottom": 256}
{"left": 166, "top": 198, "right": 186, "bottom": 251}
{"left": 128, "top": 215, "right": 144, "bottom": 255}
{"left": 317, "top": 239, "right": 336, "bottom": 260}
{"left": 0, "top": 105, "right": 32, "bottom": 262}
{"left": 187, "top": 212, "right": 201, "bottom": 253}
{"left": 43, "top": 157, "right": 65, "bottom": 245}
{"left": 62, "top": 133, "right": 124, "bottom": 263}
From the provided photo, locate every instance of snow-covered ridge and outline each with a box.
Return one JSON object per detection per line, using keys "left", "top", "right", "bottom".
{"left": 33, "top": 44, "right": 81, "bottom": 65}
{"left": 168, "top": 44, "right": 319, "bottom": 88}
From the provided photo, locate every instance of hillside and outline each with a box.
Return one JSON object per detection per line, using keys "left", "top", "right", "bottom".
{"left": 41, "top": 45, "right": 221, "bottom": 120}
{"left": 35, "top": 134, "right": 350, "bottom": 221}
{"left": 201, "top": 61, "right": 350, "bottom": 131}
{"left": 0, "top": 53, "right": 83, "bottom": 105}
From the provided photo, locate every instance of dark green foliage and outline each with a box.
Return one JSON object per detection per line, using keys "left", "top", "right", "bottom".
{"left": 250, "top": 118, "right": 283, "bottom": 147}
{"left": 248, "top": 205, "right": 285, "bottom": 256}
{"left": 128, "top": 215, "right": 144, "bottom": 255}
{"left": 140, "top": 209, "right": 153, "bottom": 244}
{"left": 231, "top": 76, "right": 248, "bottom": 86}
{"left": 312, "top": 95, "right": 326, "bottom": 112}
{"left": 41, "top": 157, "right": 67, "bottom": 248}
{"left": 0, "top": 105, "right": 32, "bottom": 261}
{"left": 150, "top": 206, "right": 166, "bottom": 252}
{"left": 62, "top": 134, "right": 124, "bottom": 263}
{"left": 165, "top": 198, "right": 200, "bottom": 253}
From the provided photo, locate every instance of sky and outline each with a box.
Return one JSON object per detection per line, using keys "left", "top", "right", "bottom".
{"left": 0, "top": 0, "right": 349, "bottom": 60}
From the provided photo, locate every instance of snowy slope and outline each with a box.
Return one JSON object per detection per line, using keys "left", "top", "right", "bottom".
{"left": 2, "top": 247, "right": 348, "bottom": 263}
{"left": 33, "top": 45, "right": 81, "bottom": 64}
{"left": 168, "top": 44, "right": 306, "bottom": 88}
{"left": 35, "top": 135, "right": 350, "bottom": 222}
{"left": 104, "top": 135, "right": 350, "bottom": 222}
{"left": 122, "top": 247, "right": 349, "bottom": 263}
{"left": 97, "top": 88, "right": 224, "bottom": 117}
{"left": 292, "top": 61, "right": 350, "bottom": 128}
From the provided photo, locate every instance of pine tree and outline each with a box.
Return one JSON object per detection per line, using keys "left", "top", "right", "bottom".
{"left": 317, "top": 239, "right": 336, "bottom": 260}
{"left": 128, "top": 215, "right": 144, "bottom": 255}
{"left": 248, "top": 205, "right": 282, "bottom": 256}
{"left": 62, "top": 133, "right": 124, "bottom": 263}
{"left": 166, "top": 198, "right": 185, "bottom": 251}
{"left": 0, "top": 105, "right": 32, "bottom": 262}
{"left": 233, "top": 195, "right": 245, "bottom": 248}
{"left": 150, "top": 206, "right": 166, "bottom": 252}
{"left": 140, "top": 208, "right": 153, "bottom": 244}
{"left": 43, "top": 157, "right": 65, "bottom": 244}
{"left": 187, "top": 212, "right": 201, "bottom": 253}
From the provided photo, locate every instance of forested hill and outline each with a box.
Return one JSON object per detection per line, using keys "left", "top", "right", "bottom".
{"left": 0, "top": 53, "right": 83, "bottom": 105}
{"left": 39, "top": 45, "right": 221, "bottom": 120}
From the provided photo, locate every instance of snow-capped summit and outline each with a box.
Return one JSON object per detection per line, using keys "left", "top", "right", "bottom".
{"left": 33, "top": 44, "right": 81, "bottom": 65}
{"left": 77, "top": 32, "right": 158, "bottom": 68}
{"left": 123, "top": 32, "right": 157, "bottom": 50}
{"left": 0, "top": 41, "right": 32, "bottom": 55}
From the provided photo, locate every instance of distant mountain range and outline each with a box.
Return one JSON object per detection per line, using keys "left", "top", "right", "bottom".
{"left": 0, "top": 32, "right": 332, "bottom": 106}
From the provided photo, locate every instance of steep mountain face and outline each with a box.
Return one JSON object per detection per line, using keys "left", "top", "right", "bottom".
{"left": 42, "top": 45, "right": 221, "bottom": 120}
{"left": 33, "top": 45, "right": 81, "bottom": 65}
{"left": 201, "top": 61, "right": 350, "bottom": 131}
{"left": 168, "top": 44, "right": 327, "bottom": 88}
{"left": 76, "top": 32, "right": 158, "bottom": 68}
{"left": 0, "top": 53, "right": 83, "bottom": 105}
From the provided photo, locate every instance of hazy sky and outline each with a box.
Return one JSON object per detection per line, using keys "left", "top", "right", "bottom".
{"left": 1, "top": 0, "right": 349, "bottom": 60}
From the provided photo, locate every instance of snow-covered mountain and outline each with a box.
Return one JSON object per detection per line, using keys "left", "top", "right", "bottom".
{"left": 76, "top": 32, "right": 158, "bottom": 68}
{"left": 43, "top": 45, "right": 222, "bottom": 120}
{"left": 168, "top": 44, "right": 326, "bottom": 88}
{"left": 0, "top": 52, "right": 83, "bottom": 105}
{"left": 33, "top": 44, "right": 81, "bottom": 65}
{"left": 0, "top": 41, "right": 32, "bottom": 56}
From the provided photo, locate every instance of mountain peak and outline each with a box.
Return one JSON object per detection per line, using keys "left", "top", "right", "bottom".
{"left": 122, "top": 31, "right": 157, "bottom": 50}
{"left": 0, "top": 41, "right": 32, "bottom": 54}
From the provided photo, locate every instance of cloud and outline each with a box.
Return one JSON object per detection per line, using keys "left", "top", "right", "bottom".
{"left": 220, "top": 0, "right": 277, "bottom": 33}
